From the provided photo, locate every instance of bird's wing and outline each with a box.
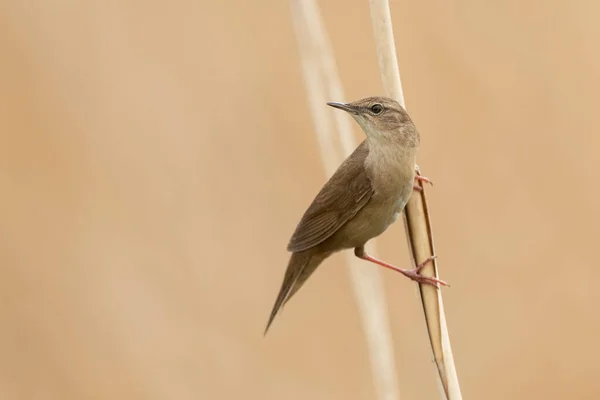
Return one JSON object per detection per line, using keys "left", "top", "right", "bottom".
{"left": 287, "top": 141, "right": 373, "bottom": 252}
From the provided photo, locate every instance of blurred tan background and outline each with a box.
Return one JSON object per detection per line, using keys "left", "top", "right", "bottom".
{"left": 1, "top": 0, "right": 599, "bottom": 399}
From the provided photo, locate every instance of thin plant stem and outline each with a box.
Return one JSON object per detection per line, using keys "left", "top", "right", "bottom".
{"left": 368, "top": 0, "right": 463, "bottom": 398}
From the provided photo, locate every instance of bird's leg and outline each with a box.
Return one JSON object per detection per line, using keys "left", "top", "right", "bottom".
{"left": 354, "top": 247, "right": 448, "bottom": 287}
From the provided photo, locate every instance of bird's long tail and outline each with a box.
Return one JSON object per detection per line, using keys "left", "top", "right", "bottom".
{"left": 264, "top": 250, "right": 327, "bottom": 335}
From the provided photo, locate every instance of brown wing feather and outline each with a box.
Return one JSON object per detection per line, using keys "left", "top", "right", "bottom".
{"left": 287, "top": 141, "right": 373, "bottom": 252}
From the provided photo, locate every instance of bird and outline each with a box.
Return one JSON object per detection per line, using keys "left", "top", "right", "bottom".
{"left": 264, "top": 96, "right": 447, "bottom": 334}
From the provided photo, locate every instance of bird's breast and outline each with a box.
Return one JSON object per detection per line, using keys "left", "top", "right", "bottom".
{"left": 359, "top": 143, "right": 417, "bottom": 237}
{"left": 372, "top": 166, "right": 415, "bottom": 227}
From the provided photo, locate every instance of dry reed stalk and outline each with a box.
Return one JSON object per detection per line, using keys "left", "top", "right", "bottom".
{"left": 368, "top": 0, "right": 462, "bottom": 398}
{"left": 290, "top": 1, "right": 402, "bottom": 399}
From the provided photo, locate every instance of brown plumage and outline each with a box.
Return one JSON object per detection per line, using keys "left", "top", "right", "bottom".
{"left": 264, "top": 96, "right": 447, "bottom": 334}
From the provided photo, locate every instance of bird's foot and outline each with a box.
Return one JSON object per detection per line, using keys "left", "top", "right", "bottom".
{"left": 416, "top": 175, "right": 433, "bottom": 185}
{"left": 402, "top": 256, "right": 449, "bottom": 287}
{"left": 413, "top": 175, "right": 433, "bottom": 192}
{"left": 355, "top": 249, "right": 448, "bottom": 288}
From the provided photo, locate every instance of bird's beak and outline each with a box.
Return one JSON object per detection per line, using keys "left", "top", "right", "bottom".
{"left": 327, "top": 102, "right": 358, "bottom": 114}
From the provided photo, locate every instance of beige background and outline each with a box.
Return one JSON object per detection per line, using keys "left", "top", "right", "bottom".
{"left": 1, "top": 1, "right": 599, "bottom": 399}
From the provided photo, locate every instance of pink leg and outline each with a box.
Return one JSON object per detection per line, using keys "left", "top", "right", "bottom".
{"left": 355, "top": 248, "right": 448, "bottom": 287}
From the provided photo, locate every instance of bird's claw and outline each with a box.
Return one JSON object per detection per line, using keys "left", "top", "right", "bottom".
{"left": 413, "top": 175, "right": 433, "bottom": 192}
{"left": 410, "top": 274, "right": 449, "bottom": 287}
{"left": 406, "top": 255, "right": 449, "bottom": 288}
{"left": 415, "top": 175, "right": 433, "bottom": 186}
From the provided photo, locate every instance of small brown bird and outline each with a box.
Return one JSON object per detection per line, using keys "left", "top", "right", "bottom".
{"left": 265, "top": 96, "right": 447, "bottom": 334}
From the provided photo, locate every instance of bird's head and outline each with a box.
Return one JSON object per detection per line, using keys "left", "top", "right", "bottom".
{"left": 327, "top": 96, "right": 418, "bottom": 146}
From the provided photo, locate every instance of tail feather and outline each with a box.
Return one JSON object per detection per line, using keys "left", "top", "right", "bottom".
{"left": 264, "top": 251, "right": 326, "bottom": 335}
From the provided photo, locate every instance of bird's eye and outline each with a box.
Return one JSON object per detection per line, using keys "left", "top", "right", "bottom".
{"left": 370, "top": 104, "right": 383, "bottom": 114}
